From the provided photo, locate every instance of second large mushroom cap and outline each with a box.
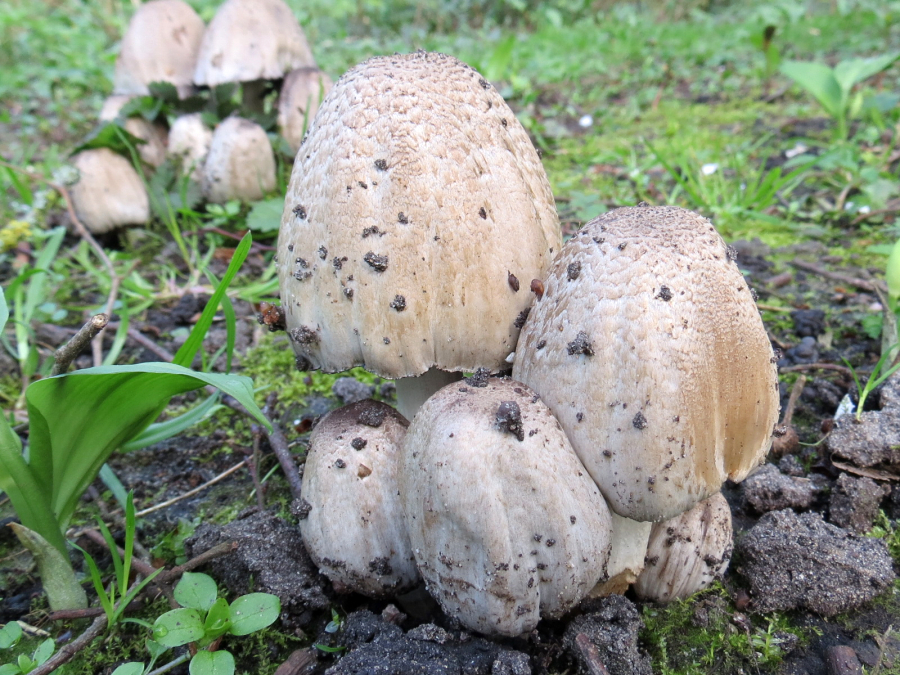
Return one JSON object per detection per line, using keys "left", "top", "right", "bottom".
{"left": 513, "top": 205, "right": 779, "bottom": 522}
{"left": 276, "top": 51, "right": 560, "bottom": 417}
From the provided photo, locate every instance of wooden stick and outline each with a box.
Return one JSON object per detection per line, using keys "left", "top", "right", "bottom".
{"left": 28, "top": 614, "right": 108, "bottom": 675}
{"left": 50, "top": 314, "right": 108, "bottom": 376}
{"left": 788, "top": 260, "right": 882, "bottom": 293}
{"left": 782, "top": 375, "right": 806, "bottom": 426}
{"left": 779, "top": 362, "right": 852, "bottom": 376}
{"left": 135, "top": 460, "right": 247, "bottom": 517}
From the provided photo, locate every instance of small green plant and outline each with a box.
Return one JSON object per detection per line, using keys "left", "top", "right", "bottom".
{"left": 0, "top": 234, "right": 270, "bottom": 610}
{"left": 76, "top": 492, "right": 163, "bottom": 628}
{"left": 110, "top": 572, "right": 280, "bottom": 675}
{"left": 842, "top": 345, "right": 900, "bottom": 421}
{"left": 780, "top": 52, "right": 900, "bottom": 139}
{"left": 0, "top": 623, "right": 55, "bottom": 675}
{"left": 868, "top": 511, "right": 900, "bottom": 561}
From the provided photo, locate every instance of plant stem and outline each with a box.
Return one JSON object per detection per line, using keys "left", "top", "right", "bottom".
{"left": 28, "top": 614, "right": 108, "bottom": 675}
{"left": 50, "top": 314, "right": 109, "bottom": 376}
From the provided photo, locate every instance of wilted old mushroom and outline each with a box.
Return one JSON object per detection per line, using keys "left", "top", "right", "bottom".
{"left": 202, "top": 117, "right": 276, "bottom": 203}
{"left": 69, "top": 149, "right": 150, "bottom": 234}
{"left": 194, "top": 0, "right": 316, "bottom": 112}
{"left": 277, "top": 67, "right": 333, "bottom": 153}
{"left": 634, "top": 492, "right": 733, "bottom": 602}
{"left": 113, "top": 0, "right": 204, "bottom": 98}
{"left": 401, "top": 377, "right": 612, "bottom": 636}
{"left": 99, "top": 95, "right": 168, "bottom": 168}
{"left": 299, "top": 400, "right": 419, "bottom": 597}
{"left": 513, "top": 205, "right": 779, "bottom": 522}
{"left": 276, "top": 51, "right": 561, "bottom": 419}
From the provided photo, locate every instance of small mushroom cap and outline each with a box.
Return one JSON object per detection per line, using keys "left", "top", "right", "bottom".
{"left": 634, "top": 492, "right": 733, "bottom": 602}
{"left": 70, "top": 149, "right": 150, "bottom": 234}
{"left": 193, "top": 0, "right": 315, "bottom": 87}
{"left": 512, "top": 205, "right": 780, "bottom": 522}
{"left": 114, "top": 0, "right": 204, "bottom": 98}
{"left": 202, "top": 117, "right": 276, "bottom": 203}
{"left": 167, "top": 113, "right": 213, "bottom": 182}
{"left": 99, "top": 95, "right": 168, "bottom": 168}
{"left": 277, "top": 67, "right": 333, "bottom": 153}
{"left": 277, "top": 51, "right": 561, "bottom": 380}
{"left": 401, "top": 377, "right": 611, "bottom": 637}
{"left": 299, "top": 400, "right": 419, "bottom": 597}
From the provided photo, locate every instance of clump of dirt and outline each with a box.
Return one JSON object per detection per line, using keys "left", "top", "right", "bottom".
{"left": 562, "top": 595, "right": 653, "bottom": 675}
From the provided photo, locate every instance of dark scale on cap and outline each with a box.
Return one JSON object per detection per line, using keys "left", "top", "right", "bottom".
{"left": 656, "top": 286, "right": 673, "bottom": 302}
{"left": 514, "top": 308, "right": 530, "bottom": 329}
{"left": 368, "top": 557, "right": 393, "bottom": 575}
{"left": 287, "top": 243, "right": 294, "bottom": 252}
{"left": 343, "top": 288, "right": 354, "bottom": 300}
{"left": 501, "top": 118, "right": 508, "bottom": 127}
{"left": 289, "top": 326, "right": 319, "bottom": 345}
{"left": 293, "top": 205, "right": 307, "bottom": 220}
{"left": 479, "top": 207, "right": 487, "bottom": 219}
{"left": 508, "top": 272, "right": 520, "bottom": 292}
{"left": 351, "top": 437, "right": 367, "bottom": 450}
{"left": 333, "top": 257, "right": 344, "bottom": 270}
{"left": 383, "top": 337, "right": 391, "bottom": 344}
{"left": 362, "top": 226, "right": 383, "bottom": 238}
{"left": 317, "top": 245, "right": 328, "bottom": 260}
{"left": 536, "top": 339, "right": 546, "bottom": 350}
{"left": 567, "top": 261, "right": 582, "bottom": 281}
{"left": 567, "top": 331, "right": 594, "bottom": 356}
{"left": 479, "top": 78, "right": 491, "bottom": 89}
{"left": 467, "top": 367, "right": 491, "bottom": 387}
{"left": 495, "top": 400, "right": 524, "bottom": 442}
{"left": 390, "top": 295, "right": 407, "bottom": 311}
{"left": 334, "top": 459, "right": 346, "bottom": 469}
{"left": 358, "top": 404, "right": 387, "bottom": 428}
{"left": 398, "top": 212, "right": 408, "bottom": 224}
{"left": 295, "top": 354, "right": 312, "bottom": 371}
{"left": 576, "top": 412, "right": 584, "bottom": 422}
{"left": 726, "top": 245, "right": 738, "bottom": 261}
{"left": 358, "top": 181, "right": 368, "bottom": 189}
{"left": 364, "top": 251, "right": 389, "bottom": 272}
{"left": 374, "top": 159, "right": 388, "bottom": 171}
{"left": 618, "top": 242, "right": 628, "bottom": 251}
{"left": 570, "top": 516, "right": 577, "bottom": 524}
{"left": 293, "top": 498, "right": 312, "bottom": 519}
{"left": 633, "top": 411, "right": 648, "bottom": 430}
{"left": 530, "top": 279, "right": 544, "bottom": 299}
{"left": 546, "top": 539, "right": 556, "bottom": 547}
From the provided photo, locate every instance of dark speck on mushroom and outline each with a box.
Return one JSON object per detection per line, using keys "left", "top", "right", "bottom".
{"left": 467, "top": 367, "right": 490, "bottom": 387}
{"left": 317, "top": 245, "right": 328, "bottom": 260}
{"left": 567, "top": 331, "right": 594, "bottom": 356}
{"left": 364, "top": 251, "right": 389, "bottom": 272}
{"left": 333, "top": 257, "right": 344, "bottom": 270}
{"left": 343, "top": 288, "right": 354, "bottom": 300}
{"left": 390, "top": 295, "right": 407, "bottom": 311}
{"left": 633, "top": 411, "right": 648, "bottom": 430}
{"left": 479, "top": 78, "right": 491, "bottom": 89}
{"left": 567, "top": 261, "right": 582, "bottom": 281}
{"left": 383, "top": 337, "right": 390, "bottom": 344}
{"left": 501, "top": 118, "right": 508, "bottom": 127}
{"left": 293, "top": 205, "right": 307, "bottom": 220}
{"left": 398, "top": 212, "right": 408, "bottom": 224}
{"left": 358, "top": 181, "right": 368, "bottom": 189}
{"left": 618, "top": 242, "right": 628, "bottom": 251}
{"left": 289, "top": 326, "right": 319, "bottom": 345}
{"left": 374, "top": 159, "right": 388, "bottom": 171}
{"left": 726, "top": 245, "right": 738, "bottom": 261}
{"left": 351, "top": 437, "right": 367, "bottom": 450}
{"left": 530, "top": 279, "right": 544, "bottom": 299}
{"left": 508, "top": 272, "right": 520, "bottom": 292}
{"left": 358, "top": 404, "right": 387, "bottom": 428}
{"left": 334, "top": 459, "right": 346, "bottom": 469}
{"left": 536, "top": 339, "right": 546, "bottom": 350}
{"left": 514, "top": 308, "right": 530, "bottom": 329}
{"left": 362, "top": 226, "right": 384, "bottom": 238}
{"left": 479, "top": 207, "right": 487, "bottom": 219}
{"left": 656, "top": 286, "right": 673, "bottom": 301}
{"left": 495, "top": 400, "right": 524, "bottom": 441}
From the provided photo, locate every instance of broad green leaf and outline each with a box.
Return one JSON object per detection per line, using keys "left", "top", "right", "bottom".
{"left": 0, "top": 622, "right": 22, "bottom": 648}
{"left": 834, "top": 53, "right": 900, "bottom": 94}
{"left": 10, "top": 524, "right": 87, "bottom": 611}
{"left": 0, "top": 664, "right": 20, "bottom": 675}
{"left": 72, "top": 122, "right": 146, "bottom": 156}
{"left": 98, "top": 464, "right": 129, "bottom": 511}
{"left": 245, "top": 198, "right": 284, "bottom": 233}
{"left": 25, "top": 362, "right": 270, "bottom": 537}
{"left": 228, "top": 593, "right": 281, "bottom": 636}
{"left": 780, "top": 60, "right": 842, "bottom": 118}
{"left": 175, "top": 573, "right": 218, "bottom": 611}
{"left": 121, "top": 394, "right": 222, "bottom": 452}
{"left": 173, "top": 233, "right": 251, "bottom": 369}
{"left": 31, "top": 639, "right": 55, "bottom": 665}
{"left": 189, "top": 650, "right": 234, "bottom": 675}
{"left": 110, "top": 663, "right": 145, "bottom": 675}
{"left": 203, "top": 598, "right": 232, "bottom": 639}
{"left": 153, "top": 608, "right": 205, "bottom": 647}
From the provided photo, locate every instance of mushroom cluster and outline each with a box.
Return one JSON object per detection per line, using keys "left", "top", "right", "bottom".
{"left": 278, "top": 51, "right": 778, "bottom": 636}
{"left": 69, "top": 0, "right": 332, "bottom": 232}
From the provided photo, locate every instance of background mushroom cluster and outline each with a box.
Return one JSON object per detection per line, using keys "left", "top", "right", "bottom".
{"left": 275, "top": 51, "right": 781, "bottom": 636}
{"left": 68, "top": 0, "right": 333, "bottom": 234}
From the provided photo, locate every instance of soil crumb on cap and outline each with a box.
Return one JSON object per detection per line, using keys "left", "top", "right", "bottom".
{"left": 357, "top": 403, "right": 388, "bottom": 428}
{"left": 496, "top": 400, "right": 524, "bottom": 442}
{"left": 567, "top": 331, "right": 594, "bottom": 356}
{"left": 364, "top": 251, "right": 389, "bottom": 272}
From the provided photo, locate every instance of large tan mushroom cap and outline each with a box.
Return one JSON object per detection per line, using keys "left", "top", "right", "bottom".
{"left": 401, "top": 377, "right": 611, "bottom": 637}
{"left": 634, "top": 492, "right": 733, "bottom": 602}
{"left": 202, "top": 117, "right": 276, "bottom": 203}
{"left": 70, "top": 149, "right": 150, "bottom": 234}
{"left": 299, "top": 400, "right": 419, "bottom": 598}
{"left": 99, "top": 95, "right": 168, "bottom": 168}
{"left": 276, "top": 52, "right": 561, "bottom": 381}
{"left": 193, "top": 0, "right": 315, "bottom": 87}
{"left": 277, "top": 67, "right": 333, "bottom": 153}
{"left": 512, "top": 205, "right": 779, "bottom": 522}
{"left": 113, "top": 0, "right": 204, "bottom": 98}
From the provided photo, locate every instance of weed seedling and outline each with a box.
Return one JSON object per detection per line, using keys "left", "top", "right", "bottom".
{"left": 842, "top": 345, "right": 900, "bottom": 421}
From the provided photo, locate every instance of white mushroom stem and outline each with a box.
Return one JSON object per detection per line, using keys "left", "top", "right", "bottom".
{"left": 590, "top": 512, "right": 652, "bottom": 597}
{"left": 394, "top": 368, "right": 463, "bottom": 420}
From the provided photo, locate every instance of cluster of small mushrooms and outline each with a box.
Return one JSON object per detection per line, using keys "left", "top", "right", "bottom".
{"left": 69, "top": 0, "right": 332, "bottom": 234}
{"left": 276, "top": 51, "right": 780, "bottom": 636}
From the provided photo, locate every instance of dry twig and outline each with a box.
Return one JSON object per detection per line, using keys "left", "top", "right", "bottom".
{"left": 788, "top": 260, "right": 882, "bottom": 294}
{"left": 50, "top": 313, "right": 108, "bottom": 376}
